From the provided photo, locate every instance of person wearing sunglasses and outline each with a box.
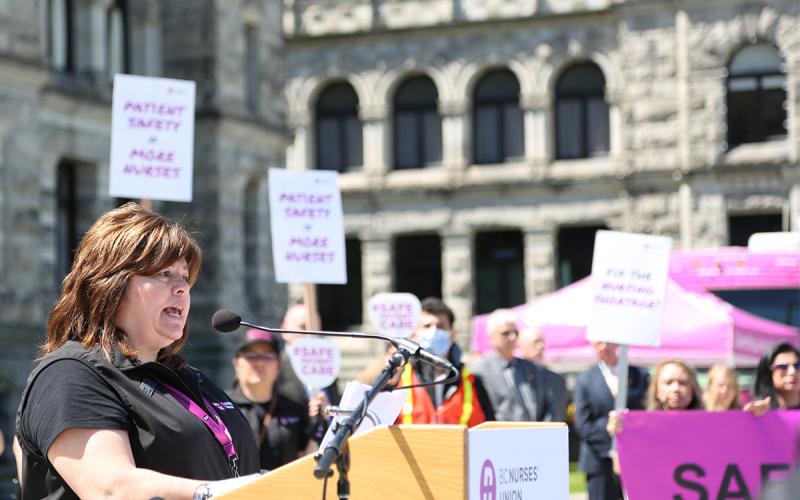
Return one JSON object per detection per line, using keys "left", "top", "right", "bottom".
{"left": 227, "top": 328, "right": 311, "bottom": 471}
{"left": 744, "top": 342, "right": 800, "bottom": 415}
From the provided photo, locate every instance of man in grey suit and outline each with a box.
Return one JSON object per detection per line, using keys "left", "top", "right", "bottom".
{"left": 472, "top": 309, "right": 556, "bottom": 422}
{"left": 519, "top": 327, "right": 568, "bottom": 422}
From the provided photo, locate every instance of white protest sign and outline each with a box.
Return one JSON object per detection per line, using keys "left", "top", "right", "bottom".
{"left": 268, "top": 168, "right": 346, "bottom": 284}
{"left": 368, "top": 293, "right": 421, "bottom": 339}
{"left": 109, "top": 74, "right": 195, "bottom": 202}
{"left": 587, "top": 230, "right": 673, "bottom": 346}
{"left": 286, "top": 337, "right": 341, "bottom": 390}
{"left": 469, "top": 425, "right": 569, "bottom": 500}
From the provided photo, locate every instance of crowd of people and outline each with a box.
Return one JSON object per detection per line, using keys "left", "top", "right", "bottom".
{"left": 4, "top": 202, "right": 799, "bottom": 499}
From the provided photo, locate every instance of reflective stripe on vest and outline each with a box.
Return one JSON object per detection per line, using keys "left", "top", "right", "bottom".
{"left": 400, "top": 363, "right": 475, "bottom": 425}
{"left": 459, "top": 367, "right": 474, "bottom": 426}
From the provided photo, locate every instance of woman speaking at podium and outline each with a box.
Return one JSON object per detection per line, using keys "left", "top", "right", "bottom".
{"left": 14, "top": 203, "right": 259, "bottom": 499}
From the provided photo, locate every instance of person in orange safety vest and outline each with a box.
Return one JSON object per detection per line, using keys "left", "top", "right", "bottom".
{"left": 395, "top": 297, "right": 495, "bottom": 427}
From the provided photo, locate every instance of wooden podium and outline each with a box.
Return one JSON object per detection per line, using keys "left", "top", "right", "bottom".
{"left": 218, "top": 422, "right": 567, "bottom": 500}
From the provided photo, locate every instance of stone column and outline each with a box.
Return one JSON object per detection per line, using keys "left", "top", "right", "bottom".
{"left": 439, "top": 98, "right": 468, "bottom": 172}
{"left": 286, "top": 111, "right": 310, "bottom": 170}
{"left": 678, "top": 183, "right": 693, "bottom": 249}
{"left": 440, "top": 229, "right": 474, "bottom": 349}
{"left": 359, "top": 104, "right": 388, "bottom": 180}
{"left": 360, "top": 234, "right": 394, "bottom": 325}
{"left": 605, "top": 88, "right": 624, "bottom": 160}
{"left": 523, "top": 228, "right": 556, "bottom": 302}
{"left": 88, "top": 0, "right": 112, "bottom": 76}
{"left": 520, "top": 93, "right": 550, "bottom": 165}
{"left": 791, "top": 184, "right": 800, "bottom": 231}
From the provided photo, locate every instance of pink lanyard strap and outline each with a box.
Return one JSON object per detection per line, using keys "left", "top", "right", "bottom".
{"left": 161, "top": 382, "right": 239, "bottom": 476}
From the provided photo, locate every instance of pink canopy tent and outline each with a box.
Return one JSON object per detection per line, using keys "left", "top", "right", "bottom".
{"left": 470, "top": 277, "right": 799, "bottom": 367}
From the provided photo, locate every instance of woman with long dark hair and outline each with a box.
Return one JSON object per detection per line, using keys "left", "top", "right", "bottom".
{"left": 745, "top": 342, "right": 800, "bottom": 415}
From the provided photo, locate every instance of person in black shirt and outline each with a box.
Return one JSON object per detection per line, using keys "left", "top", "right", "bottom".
{"left": 14, "top": 203, "right": 260, "bottom": 499}
{"left": 228, "top": 328, "right": 311, "bottom": 471}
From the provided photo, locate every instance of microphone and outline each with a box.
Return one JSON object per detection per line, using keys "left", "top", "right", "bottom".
{"left": 211, "top": 309, "right": 455, "bottom": 372}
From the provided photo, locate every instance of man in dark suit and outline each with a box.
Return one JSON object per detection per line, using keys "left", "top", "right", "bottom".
{"left": 472, "top": 309, "right": 555, "bottom": 422}
{"left": 574, "top": 341, "right": 648, "bottom": 500}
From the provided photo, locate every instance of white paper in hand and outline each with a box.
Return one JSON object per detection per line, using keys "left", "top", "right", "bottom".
{"left": 318, "top": 381, "right": 408, "bottom": 452}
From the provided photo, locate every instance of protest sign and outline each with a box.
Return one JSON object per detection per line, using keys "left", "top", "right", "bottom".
{"left": 268, "top": 168, "right": 346, "bottom": 284}
{"left": 617, "top": 411, "right": 800, "bottom": 499}
{"left": 368, "top": 293, "right": 421, "bottom": 339}
{"left": 286, "top": 337, "right": 341, "bottom": 390}
{"left": 109, "top": 74, "right": 195, "bottom": 202}
{"left": 587, "top": 230, "right": 672, "bottom": 346}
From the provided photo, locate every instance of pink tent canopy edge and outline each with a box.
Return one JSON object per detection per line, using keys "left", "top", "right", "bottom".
{"left": 470, "top": 277, "right": 799, "bottom": 368}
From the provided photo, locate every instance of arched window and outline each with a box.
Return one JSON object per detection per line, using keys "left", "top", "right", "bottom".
{"left": 316, "top": 82, "right": 362, "bottom": 172}
{"left": 473, "top": 69, "right": 524, "bottom": 164}
{"left": 243, "top": 178, "right": 261, "bottom": 310}
{"left": 393, "top": 76, "right": 441, "bottom": 169}
{"left": 48, "top": 0, "right": 73, "bottom": 71}
{"left": 106, "top": 0, "right": 128, "bottom": 76}
{"left": 555, "top": 63, "right": 609, "bottom": 160}
{"left": 726, "top": 44, "right": 787, "bottom": 147}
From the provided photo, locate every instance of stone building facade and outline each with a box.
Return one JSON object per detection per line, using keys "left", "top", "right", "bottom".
{"left": 0, "top": 0, "right": 289, "bottom": 481}
{"left": 284, "top": 0, "right": 800, "bottom": 351}
{"left": 0, "top": 0, "right": 798, "bottom": 486}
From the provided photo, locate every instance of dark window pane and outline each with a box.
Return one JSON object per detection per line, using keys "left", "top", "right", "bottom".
{"left": 556, "top": 99, "right": 582, "bottom": 159}
{"left": 475, "top": 231, "right": 525, "bottom": 314}
{"left": 503, "top": 104, "right": 524, "bottom": 159}
{"left": 713, "top": 289, "right": 799, "bottom": 328}
{"left": 394, "top": 76, "right": 440, "bottom": 169}
{"left": 555, "top": 63, "right": 608, "bottom": 160}
{"left": 727, "top": 213, "right": 783, "bottom": 247}
{"left": 423, "top": 110, "right": 441, "bottom": 165}
{"left": 394, "top": 234, "right": 441, "bottom": 300}
{"left": 395, "top": 112, "right": 419, "bottom": 169}
{"left": 726, "top": 44, "right": 786, "bottom": 146}
{"left": 316, "top": 82, "right": 361, "bottom": 172}
{"left": 317, "top": 118, "right": 342, "bottom": 171}
{"left": 587, "top": 97, "right": 609, "bottom": 156}
{"left": 475, "top": 106, "right": 500, "bottom": 164}
{"left": 243, "top": 180, "right": 260, "bottom": 311}
{"left": 318, "top": 238, "right": 363, "bottom": 331}
{"left": 345, "top": 116, "right": 362, "bottom": 168}
{"left": 557, "top": 225, "right": 607, "bottom": 288}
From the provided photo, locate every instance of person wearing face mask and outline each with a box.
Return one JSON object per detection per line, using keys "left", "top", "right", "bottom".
{"left": 395, "top": 297, "right": 495, "bottom": 427}
{"left": 472, "top": 309, "right": 556, "bottom": 422}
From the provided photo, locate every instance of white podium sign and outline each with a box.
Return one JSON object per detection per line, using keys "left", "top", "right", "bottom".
{"left": 468, "top": 425, "right": 569, "bottom": 500}
{"left": 587, "top": 230, "right": 672, "bottom": 347}
{"left": 109, "top": 74, "right": 196, "bottom": 202}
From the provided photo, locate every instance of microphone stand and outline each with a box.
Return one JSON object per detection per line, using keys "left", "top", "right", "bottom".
{"left": 312, "top": 348, "right": 411, "bottom": 499}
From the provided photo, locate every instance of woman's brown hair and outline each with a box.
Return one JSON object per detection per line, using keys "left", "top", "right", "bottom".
{"left": 43, "top": 202, "right": 202, "bottom": 369}
{"left": 646, "top": 358, "right": 703, "bottom": 410}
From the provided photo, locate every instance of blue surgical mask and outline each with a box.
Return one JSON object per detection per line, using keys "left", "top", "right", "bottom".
{"left": 418, "top": 328, "right": 451, "bottom": 357}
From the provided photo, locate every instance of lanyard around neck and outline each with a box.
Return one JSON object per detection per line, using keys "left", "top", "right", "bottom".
{"left": 161, "top": 382, "right": 239, "bottom": 476}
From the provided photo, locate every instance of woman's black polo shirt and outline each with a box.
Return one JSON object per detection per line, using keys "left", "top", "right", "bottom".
{"left": 16, "top": 341, "right": 259, "bottom": 499}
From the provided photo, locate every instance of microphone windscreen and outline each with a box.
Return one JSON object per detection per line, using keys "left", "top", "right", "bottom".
{"left": 211, "top": 309, "right": 242, "bottom": 333}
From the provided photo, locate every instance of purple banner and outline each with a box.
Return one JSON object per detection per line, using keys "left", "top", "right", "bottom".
{"left": 617, "top": 411, "right": 800, "bottom": 499}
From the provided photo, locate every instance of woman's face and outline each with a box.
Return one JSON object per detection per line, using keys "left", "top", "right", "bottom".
{"left": 234, "top": 344, "right": 280, "bottom": 388}
{"left": 115, "top": 258, "right": 190, "bottom": 362}
{"left": 770, "top": 351, "right": 800, "bottom": 400}
{"left": 708, "top": 371, "right": 737, "bottom": 409}
{"left": 656, "top": 363, "right": 694, "bottom": 410}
